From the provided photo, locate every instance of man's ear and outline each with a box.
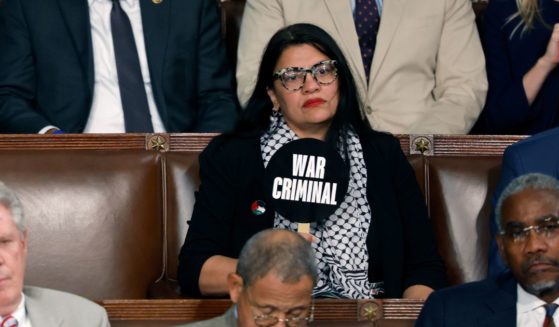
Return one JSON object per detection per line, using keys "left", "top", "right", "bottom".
{"left": 227, "top": 273, "right": 244, "bottom": 304}
{"left": 496, "top": 234, "right": 509, "bottom": 267}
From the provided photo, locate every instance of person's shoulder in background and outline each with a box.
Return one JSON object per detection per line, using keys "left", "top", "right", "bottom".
{"left": 504, "top": 126, "right": 559, "bottom": 175}
{"left": 24, "top": 286, "right": 110, "bottom": 326}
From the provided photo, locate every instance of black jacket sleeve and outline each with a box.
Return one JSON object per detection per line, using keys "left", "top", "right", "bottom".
{"left": 363, "top": 132, "right": 447, "bottom": 297}
{"left": 177, "top": 136, "right": 274, "bottom": 296}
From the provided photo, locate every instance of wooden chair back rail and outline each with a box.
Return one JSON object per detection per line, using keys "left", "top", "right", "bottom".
{"left": 413, "top": 135, "right": 525, "bottom": 156}
{"left": 0, "top": 134, "right": 148, "bottom": 150}
{"left": 102, "top": 299, "right": 425, "bottom": 321}
{"left": 0, "top": 134, "right": 525, "bottom": 155}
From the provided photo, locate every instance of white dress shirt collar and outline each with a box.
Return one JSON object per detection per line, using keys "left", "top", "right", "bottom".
{"left": 517, "top": 283, "right": 559, "bottom": 326}
{"left": 1, "top": 293, "right": 31, "bottom": 327}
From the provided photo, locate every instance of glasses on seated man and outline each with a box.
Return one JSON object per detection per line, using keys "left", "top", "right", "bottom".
{"left": 245, "top": 286, "right": 314, "bottom": 327}
{"left": 499, "top": 214, "right": 559, "bottom": 244}
{"left": 252, "top": 311, "right": 314, "bottom": 327}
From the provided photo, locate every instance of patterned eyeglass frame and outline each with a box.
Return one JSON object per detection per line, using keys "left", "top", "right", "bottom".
{"left": 273, "top": 59, "right": 338, "bottom": 92}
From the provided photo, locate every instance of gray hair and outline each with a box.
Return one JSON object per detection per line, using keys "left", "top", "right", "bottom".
{"left": 0, "top": 181, "right": 25, "bottom": 232}
{"left": 236, "top": 229, "right": 318, "bottom": 287}
{"left": 496, "top": 173, "right": 559, "bottom": 232}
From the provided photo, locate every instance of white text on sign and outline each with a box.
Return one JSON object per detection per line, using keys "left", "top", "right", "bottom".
{"left": 271, "top": 154, "right": 337, "bottom": 205}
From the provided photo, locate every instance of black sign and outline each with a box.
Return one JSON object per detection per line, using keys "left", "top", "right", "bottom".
{"left": 264, "top": 139, "right": 349, "bottom": 224}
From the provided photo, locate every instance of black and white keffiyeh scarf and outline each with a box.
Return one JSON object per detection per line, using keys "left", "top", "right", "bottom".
{"left": 260, "top": 112, "right": 384, "bottom": 299}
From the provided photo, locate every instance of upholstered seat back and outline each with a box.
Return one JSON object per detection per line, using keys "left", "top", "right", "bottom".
{"left": 426, "top": 156, "right": 501, "bottom": 284}
{"left": 0, "top": 150, "right": 164, "bottom": 299}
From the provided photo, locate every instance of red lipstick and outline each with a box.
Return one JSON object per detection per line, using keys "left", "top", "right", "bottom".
{"left": 303, "top": 98, "right": 326, "bottom": 108}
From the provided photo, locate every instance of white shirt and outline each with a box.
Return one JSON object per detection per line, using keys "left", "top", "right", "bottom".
{"left": 1, "top": 293, "right": 31, "bottom": 327}
{"left": 350, "top": 0, "right": 383, "bottom": 16}
{"left": 86, "top": 0, "right": 165, "bottom": 133}
{"left": 517, "top": 284, "right": 559, "bottom": 326}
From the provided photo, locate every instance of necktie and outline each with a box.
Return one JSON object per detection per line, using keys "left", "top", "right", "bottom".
{"left": 544, "top": 303, "right": 558, "bottom": 327}
{"left": 0, "top": 315, "right": 18, "bottom": 327}
{"left": 354, "top": 0, "right": 380, "bottom": 82}
{"left": 110, "top": 0, "right": 154, "bottom": 132}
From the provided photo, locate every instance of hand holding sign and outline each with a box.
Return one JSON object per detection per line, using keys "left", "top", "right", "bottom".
{"left": 265, "top": 139, "right": 349, "bottom": 233}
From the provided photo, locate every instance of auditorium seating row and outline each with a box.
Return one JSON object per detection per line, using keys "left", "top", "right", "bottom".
{"left": 0, "top": 133, "right": 521, "bottom": 325}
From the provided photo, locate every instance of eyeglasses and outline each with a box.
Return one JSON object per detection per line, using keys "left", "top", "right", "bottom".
{"left": 245, "top": 288, "right": 314, "bottom": 327}
{"left": 499, "top": 215, "right": 559, "bottom": 243}
{"left": 252, "top": 306, "right": 314, "bottom": 327}
{"left": 273, "top": 60, "right": 338, "bottom": 92}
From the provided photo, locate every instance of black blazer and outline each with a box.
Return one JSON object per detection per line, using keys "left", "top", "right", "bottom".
{"left": 178, "top": 130, "right": 447, "bottom": 297}
{"left": 472, "top": 0, "right": 559, "bottom": 134}
{"left": 0, "top": 0, "right": 238, "bottom": 133}
{"left": 416, "top": 272, "right": 517, "bottom": 327}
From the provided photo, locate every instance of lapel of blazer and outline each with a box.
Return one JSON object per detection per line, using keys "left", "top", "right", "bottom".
{"left": 368, "top": 0, "right": 406, "bottom": 88}
{"left": 56, "top": 0, "right": 94, "bottom": 94}
{"left": 25, "top": 289, "right": 62, "bottom": 327}
{"left": 323, "top": 0, "right": 368, "bottom": 94}
{"left": 478, "top": 274, "right": 517, "bottom": 327}
{"left": 139, "top": 0, "right": 170, "bottom": 119}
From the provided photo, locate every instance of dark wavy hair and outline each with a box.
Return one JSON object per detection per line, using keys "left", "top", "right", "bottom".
{"left": 235, "top": 23, "right": 369, "bottom": 141}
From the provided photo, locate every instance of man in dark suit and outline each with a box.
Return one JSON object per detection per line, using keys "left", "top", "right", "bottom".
{"left": 488, "top": 127, "right": 559, "bottom": 277}
{"left": 0, "top": 0, "right": 238, "bottom": 133}
{"left": 417, "top": 173, "right": 559, "bottom": 326}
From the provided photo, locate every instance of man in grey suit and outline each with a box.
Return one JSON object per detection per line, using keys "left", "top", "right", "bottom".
{"left": 0, "top": 181, "right": 109, "bottom": 326}
{"left": 182, "top": 229, "right": 317, "bottom": 327}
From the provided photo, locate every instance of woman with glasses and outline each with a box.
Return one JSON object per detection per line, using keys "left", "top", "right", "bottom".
{"left": 178, "top": 23, "right": 447, "bottom": 300}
